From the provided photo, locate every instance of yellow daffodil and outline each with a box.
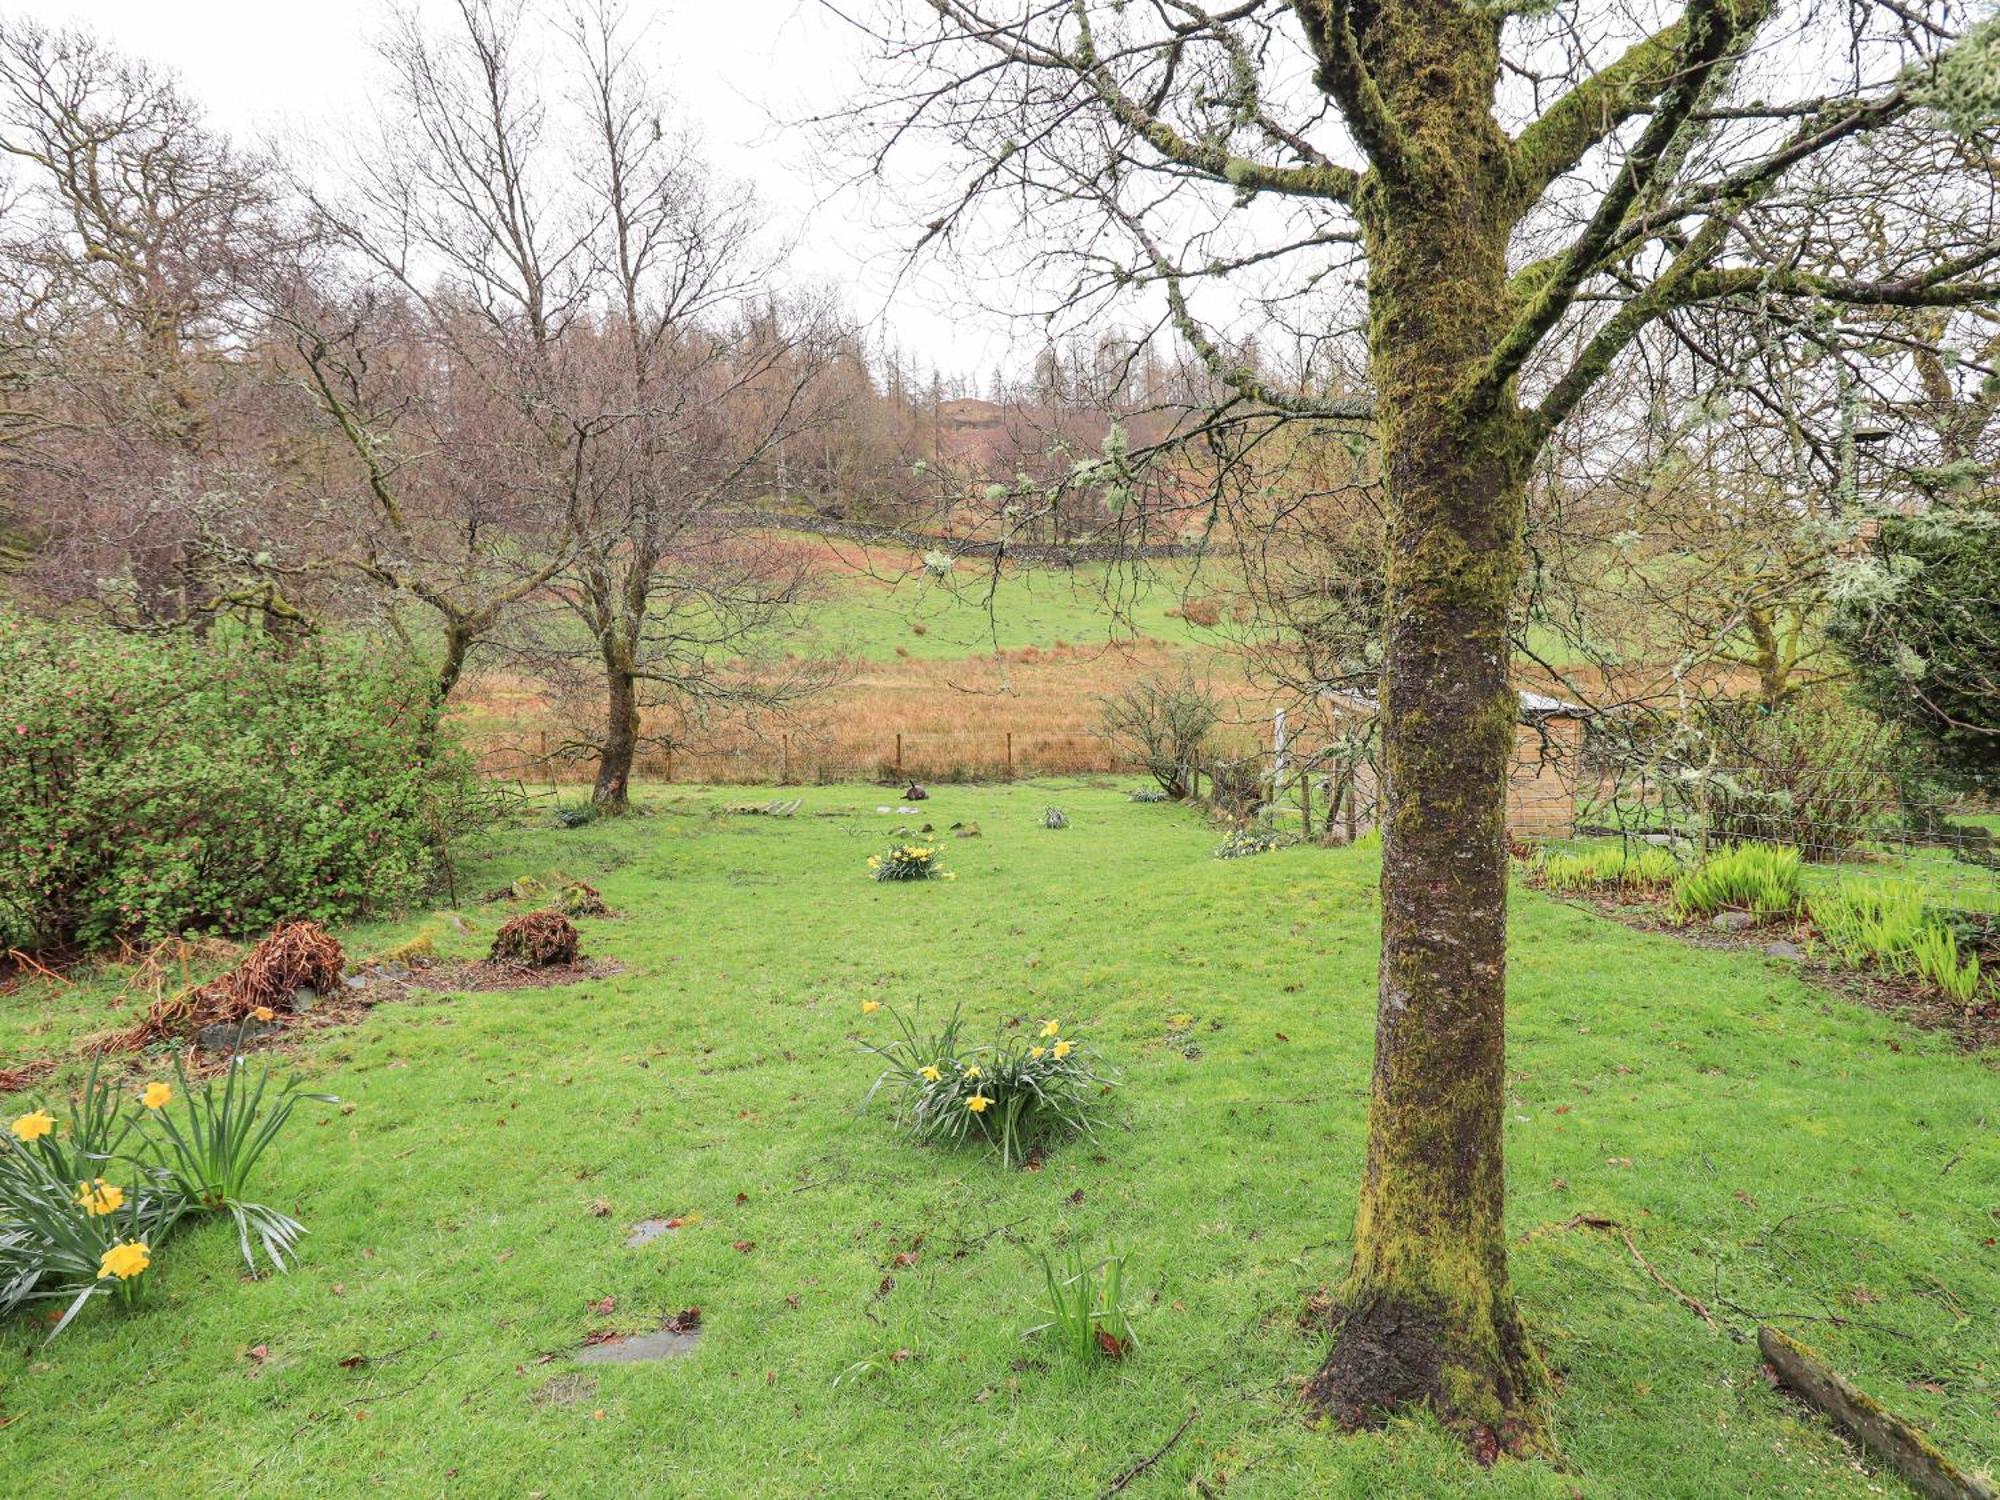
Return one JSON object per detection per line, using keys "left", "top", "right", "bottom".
{"left": 965, "top": 1093, "right": 991, "bottom": 1114}
{"left": 9, "top": 1109, "right": 53, "bottom": 1142}
{"left": 961, "top": 1063, "right": 981, "bottom": 1079}
{"left": 919, "top": 1064, "right": 942, "bottom": 1082}
{"left": 252, "top": 1005, "right": 275, "bottom": 1022}
{"left": 1169, "top": 1013, "right": 1194, "bottom": 1029}
{"left": 861, "top": 1000, "right": 882, "bottom": 1014}
{"left": 75, "top": 1178, "right": 124, "bottom": 1217}
{"left": 1029, "top": 1046, "right": 1046, "bottom": 1060}
{"left": 1039, "top": 1019, "right": 1061, "bottom": 1038}
{"left": 867, "top": 856, "right": 881, "bottom": 868}
{"left": 97, "top": 1240, "right": 150, "bottom": 1281}
{"left": 1052, "top": 1040, "right": 1073, "bottom": 1060}
{"left": 140, "top": 1082, "right": 171, "bottom": 1110}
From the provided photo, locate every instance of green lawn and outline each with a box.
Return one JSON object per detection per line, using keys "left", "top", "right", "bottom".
{"left": 3, "top": 781, "right": 1995, "bottom": 1496}
{"left": 800, "top": 559, "right": 1233, "bottom": 661}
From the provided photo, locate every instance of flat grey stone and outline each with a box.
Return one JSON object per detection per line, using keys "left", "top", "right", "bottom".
{"left": 291, "top": 986, "right": 319, "bottom": 1013}
{"left": 574, "top": 1328, "right": 700, "bottom": 1364}
{"left": 1763, "top": 941, "right": 1803, "bottom": 959}
{"left": 530, "top": 1372, "right": 597, "bottom": 1407}
{"left": 343, "top": 974, "right": 369, "bottom": 991}
{"left": 1710, "top": 911, "right": 1755, "bottom": 933}
{"left": 624, "top": 1218, "right": 678, "bottom": 1248}
{"left": 197, "top": 1017, "right": 277, "bottom": 1051}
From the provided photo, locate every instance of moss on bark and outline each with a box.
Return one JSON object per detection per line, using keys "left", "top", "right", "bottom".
{"left": 1302, "top": 0, "right": 1552, "bottom": 1455}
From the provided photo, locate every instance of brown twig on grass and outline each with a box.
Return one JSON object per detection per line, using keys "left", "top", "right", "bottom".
{"left": 4, "top": 948, "right": 71, "bottom": 986}
{"left": 1621, "top": 1229, "right": 1718, "bottom": 1330}
{"left": 1102, "top": 1408, "right": 1199, "bottom": 1497}
{"left": 1514, "top": 1215, "right": 1719, "bottom": 1330}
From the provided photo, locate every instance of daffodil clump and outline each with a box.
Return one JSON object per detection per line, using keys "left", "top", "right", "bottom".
{"left": 859, "top": 1004, "right": 1114, "bottom": 1168}
{"left": 0, "top": 1025, "right": 335, "bottom": 1343}
{"left": 868, "top": 843, "right": 954, "bottom": 882}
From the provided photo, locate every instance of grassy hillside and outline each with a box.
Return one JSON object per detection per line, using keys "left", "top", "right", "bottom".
{"left": 3, "top": 781, "right": 1994, "bottom": 1495}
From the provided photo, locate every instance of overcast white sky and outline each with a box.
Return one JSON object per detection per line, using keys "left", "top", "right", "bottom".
{"left": 18, "top": 0, "right": 1026, "bottom": 379}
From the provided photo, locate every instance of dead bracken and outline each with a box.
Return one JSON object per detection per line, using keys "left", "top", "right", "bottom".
{"left": 490, "top": 911, "right": 581, "bottom": 966}
{"left": 101, "top": 920, "right": 344, "bottom": 1053}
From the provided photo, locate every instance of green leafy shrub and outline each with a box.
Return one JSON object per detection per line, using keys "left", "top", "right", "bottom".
{"left": 1671, "top": 843, "right": 1802, "bottom": 920}
{"left": 1, "top": 1038, "right": 331, "bottom": 1339}
{"left": 860, "top": 1005, "right": 1113, "bottom": 1168}
{"left": 1830, "top": 505, "right": 2000, "bottom": 795}
{"left": 1028, "top": 1245, "right": 1136, "bottom": 1362}
{"left": 0, "top": 611, "right": 484, "bottom": 950}
{"left": 1128, "top": 787, "right": 1170, "bottom": 804}
{"left": 1042, "top": 806, "right": 1069, "bottom": 829}
{"left": 867, "top": 843, "right": 951, "bottom": 881}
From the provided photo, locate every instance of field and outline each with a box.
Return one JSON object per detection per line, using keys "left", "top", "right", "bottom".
{"left": 3, "top": 781, "right": 1996, "bottom": 1496}
{"left": 457, "top": 544, "right": 1642, "bottom": 787}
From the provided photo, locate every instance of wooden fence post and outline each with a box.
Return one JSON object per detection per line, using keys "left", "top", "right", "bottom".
{"left": 1005, "top": 731, "right": 1013, "bottom": 778}
{"left": 781, "top": 733, "right": 791, "bottom": 783}
{"left": 664, "top": 747, "right": 674, "bottom": 784}
{"left": 1300, "top": 767, "right": 1312, "bottom": 839}
{"left": 895, "top": 733, "right": 903, "bottom": 777}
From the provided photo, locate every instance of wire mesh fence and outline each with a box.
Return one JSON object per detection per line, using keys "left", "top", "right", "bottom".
{"left": 1573, "top": 763, "right": 2000, "bottom": 914}
{"left": 475, "top": 727, "right": 1138, "bottom": 791}
{"left": 472, "top": 719, "right": 1998, "bottom": 913}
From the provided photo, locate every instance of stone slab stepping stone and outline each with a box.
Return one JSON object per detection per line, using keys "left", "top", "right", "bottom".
{"left": 624, "top": 1218, "right": 679, "bottom": 1248}
{"left": 575, "top": 1328, "right": 701, "bottom": 1364}
{"left": 1763, "top": 941, "right": 1803, "bottom": 959}
{"left": 531, "top": 1372, "right": 597, "bottom": 1407}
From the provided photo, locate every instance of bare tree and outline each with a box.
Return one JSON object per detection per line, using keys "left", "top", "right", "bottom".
{"left": 300, "top": 0, "right": 840, "bottom": 803}
{"left": 839, "top": 0, "right": 2000, "bottom": 1450}
{"left": 0, "top": 18, "right": 313, "bottom": 634}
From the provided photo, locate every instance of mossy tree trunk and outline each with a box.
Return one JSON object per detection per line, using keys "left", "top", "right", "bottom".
{"left": 593, "top": 652, "right": 640, "bottom": 813}
{"left": 1301, "top": 0, "right": 1550, "bottom": 1454}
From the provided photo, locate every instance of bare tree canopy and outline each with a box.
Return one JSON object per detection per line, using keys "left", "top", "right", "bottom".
{"left": 833, "top": 0, "right": 2000, "bottom": 1454}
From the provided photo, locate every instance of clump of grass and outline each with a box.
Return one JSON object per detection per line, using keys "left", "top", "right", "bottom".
{"left": 867, "top": 843, "right": 952, "bottom": 881}
{"left": 1809, "top": 881, "right": 1929, "bottom": 967}
{"left": 1028, "top": 1244, "right": 1136, "bottom": 1363}
{"left": 1042, "top": 807, "right": 1069, "bottom": 829}
{"left": 1128, "top": 787, "right": 1170, "bottom": 803}
{"left": 1909, "top": 924, "right": 1981, "bottom": 1003}
{"left": 1533, "top": 844, "right": 1679, "bottom": 894}
{"left": 1810, "top": 881, "right": 1983, "bottom": 1001}
{"left": 1671, "top": 843, "right": 1802, "bottom": 920}
{"left": 143, "top": 1042, "right": 338, "bottom": 1273}
{"left": 859, "top": 1005, "right": 1112, "bottom": 1168}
